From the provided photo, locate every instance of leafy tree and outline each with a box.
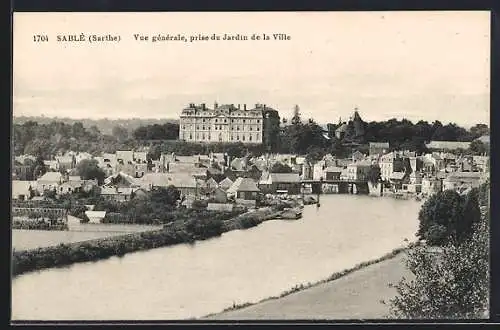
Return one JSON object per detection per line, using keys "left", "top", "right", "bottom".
{"left": 72, "top": 122, "right": 86, "bottom": 138}
{"left": 225, "top": 143, "right": 247, "bottom": 158}
{"left": 417, "top": 187, "right": 482, "bottom": 248}
{"left": 305, "top": 146, "right": 325, "bottom": 163}
{"left": 133, "top": 123, "right": 179, "bottom": 140}
{"left": 459, "top": 188, "right": 482, "bottom": 241}
{"left": 469, "top": 124, "right": 489, "bottom": 139}
{"left": 112, "top": 125, "right": 129, "bottom": 142}
{"left": 388, "top": 202, "right": 489, "bottom": 319}
{"left": 417, "top": 190, "right": 466, "bottom": 246}
{"left": 403, "top": 158, "right": 413, "bottom": 175}
{"left": 246, "top": 165, "right": 263, "bottom": 181}
{"left": 76, "top": 159, "right": 106, "bottom": 184}
{"left": 366, "top": 164, "right": 381, "bottom": 186}
{"left": 28, "top": 185, "right": 35, "bottom": 199}
{"left": 150, "top": 186, "right": 181, "bottom": 209}
{"left": 284, "top": 115, "right": 327, "bottom": 155}
{"left": 43, "top": 189, "right": 57, "bottom": 199}
{"left": 262, "top": 109, "right": 281, "bottom": 152}
{"left": 33, "top": 155, "right": 47, "bottom": 179}
{"left": 147, "top": 145, "right": 162, "bottom": 161}
{"left": 469, "top": 140, "right": 488, "bottom": 155}
{"left": 270, "top": 162, "right": 293, "bottom": 173}
{"left": 291, "top": 105, "right": 302, "bottom": 125}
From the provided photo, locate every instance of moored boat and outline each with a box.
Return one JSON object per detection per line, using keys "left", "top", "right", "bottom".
{"left": 277, "top": 207, "right": 303, "bottom": 220}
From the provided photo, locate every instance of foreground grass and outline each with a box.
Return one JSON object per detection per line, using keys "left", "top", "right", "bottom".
{"left": 203, "top": 243, "right": 419, "bottom": 319}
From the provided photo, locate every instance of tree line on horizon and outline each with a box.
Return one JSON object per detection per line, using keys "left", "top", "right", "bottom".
{"left": 12, "top": 110, "right": 489, "bottom": 164}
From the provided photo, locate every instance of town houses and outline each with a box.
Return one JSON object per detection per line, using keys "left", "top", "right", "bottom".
{"left": 12, "top": 138, "right": 490, "bottom": 206}
{"left": 11, "top": 106, "right": 490, "bottom": 207}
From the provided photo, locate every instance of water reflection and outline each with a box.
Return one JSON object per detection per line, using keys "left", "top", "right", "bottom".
{"left": 12, "top": 195, "right": 421, "bottom": 320}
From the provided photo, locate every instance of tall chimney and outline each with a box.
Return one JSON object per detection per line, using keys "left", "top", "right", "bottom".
{"left": 238, "top": 104, "right": 240, "bottom": 110}
{"left": 244, "top": 104, "right": 247, "bottom": 110}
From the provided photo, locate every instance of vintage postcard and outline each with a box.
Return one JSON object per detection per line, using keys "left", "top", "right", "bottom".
{"left": 11, "top": 11, "right": 490, "bottom": 322}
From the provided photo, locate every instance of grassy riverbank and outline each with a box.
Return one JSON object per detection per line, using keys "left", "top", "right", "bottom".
{"left": 204, "top": 243, "right": 418, "bottom": 319}
{"left": 12, "top": 207, "right": 280, "bottom": 277}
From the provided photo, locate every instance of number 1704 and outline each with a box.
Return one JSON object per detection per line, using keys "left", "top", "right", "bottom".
{"left": 33, "top": 35, "right": 48, "bottom": 42}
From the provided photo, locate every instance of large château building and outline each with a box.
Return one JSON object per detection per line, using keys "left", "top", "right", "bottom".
{"left": 179, "top": 102, "right": 279, "bottom": 145}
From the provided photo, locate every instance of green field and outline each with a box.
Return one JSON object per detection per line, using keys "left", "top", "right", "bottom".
{"left": 205, "top": 252, "right": 414, "bottom": 320}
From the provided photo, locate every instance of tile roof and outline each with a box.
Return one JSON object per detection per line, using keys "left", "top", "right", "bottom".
{"left": 369, "top": 142, "right": 390, "bottom": 148}
{"left": 269, "top": 173, "right": 301, "bottom": 183}
{"left": 60, "top": 181, "right": 82, "bottom": 189}
{"left": 446, "top": 172, "right": 483, "bottom": 180}
{"left": 336, "top": 123, "right": 348, "bottom": 133}
{"left": 102, "top": 153, "right": 116, "bottom": 159}
{"left": 168, "top": 162, "right": 202, "bottom": 173}
{"left": 476, "top": 135, "right": 490, "bottom": 144}
{"left": 12, "top": 180, "right": 36, "bottom": 198}
{"left": 390, "top": 172, "right": 407, "bottom": 180}
{"left": 206, "top": 177, "right": 219, "bottom": 188}
{"left": 231, "top": 157, "right": 245, "bottom": 171}
{"left": 380, "top": 152, "right": 395, "bottom": 161}
{"left": 37, "top": 172, "right": 63, "bottom": 182}
{"left": 227, "top": 177, "right": 260, "bottom": 193}
{"left": 436, "top": 171, "right": 448, "bottom": 179}
{"left": 218, "top": 177, "right": 234, "bottom": 190}
{"left": 349, "top": 160, "right": 373, "bottom": 167}
{"left": 141, "top": 173, "right": 198, "bottom": 189}
{"left": 104, "top": 172, "right": 140, "bottom": 187}
{"left": 55, "top": 156, "right": 74, "bottom": 163}
{"left": 133, "top": 151, "right": 148, "bottom": 161}
{"left": 425, "top": 141, "right": 471, "bottom": 150}
{"left": 352, "top": 150, "right": 364, "bottom": 158}
{"left": 324, "top": 166, "right": 344, "bottom": 173}
{"left": 335, "top": 159, "right": 351, "bottom": 167}
{"left": 85, "top": 211, "right": 107, "bottom": 219}
{"left": 100, "top": 187, "right": 135, "bottom": 195}
{"left": 175, "top": 156, "right": 199, "bottom": 164}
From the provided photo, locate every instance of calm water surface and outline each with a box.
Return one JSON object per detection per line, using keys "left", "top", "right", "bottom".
{"left": 12, "top": 195, "right": 422, "bottom": 320}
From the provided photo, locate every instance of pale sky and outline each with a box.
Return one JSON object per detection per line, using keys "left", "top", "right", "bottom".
{"left": 13, "top": 11, "right": 490, "bottom": 126}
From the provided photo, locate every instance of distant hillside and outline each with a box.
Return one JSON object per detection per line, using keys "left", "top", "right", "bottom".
{"left": 13, "top": 116, "right": 179, "bottom": 135}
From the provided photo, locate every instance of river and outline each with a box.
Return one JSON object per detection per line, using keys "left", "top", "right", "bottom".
{"left": 11, "top": 195, "right": 422, "bottom": 320}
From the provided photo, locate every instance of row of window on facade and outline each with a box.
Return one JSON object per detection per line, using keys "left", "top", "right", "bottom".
{"left": 182, "top": 118, "right": 261, "bottom": 124}
{"left": 183, "top": 133, "right": 261, "bottom": 141}
{"left": 182, "top": 125, "right": 261, "bottom": 131}
{"left": 182, "top": 113, "right": 261, "bottom": 118}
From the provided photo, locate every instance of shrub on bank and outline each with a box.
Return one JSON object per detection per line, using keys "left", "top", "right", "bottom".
{"left": 388, "top": 181, "right": 489, "bottom": 319}
{"left": 12, "top": 220, "right": 68, "bottom": 231}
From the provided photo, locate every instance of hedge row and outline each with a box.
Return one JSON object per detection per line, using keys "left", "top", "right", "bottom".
{"left": 12, "top": 220, "right": 68, "bottom": 231}
{"left": 12, "top": 207, "right": 280, "bottom": 276}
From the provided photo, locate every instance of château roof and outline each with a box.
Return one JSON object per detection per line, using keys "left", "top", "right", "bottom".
{"left": 336, "top": 123, "right": 348, "bottom": 133}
